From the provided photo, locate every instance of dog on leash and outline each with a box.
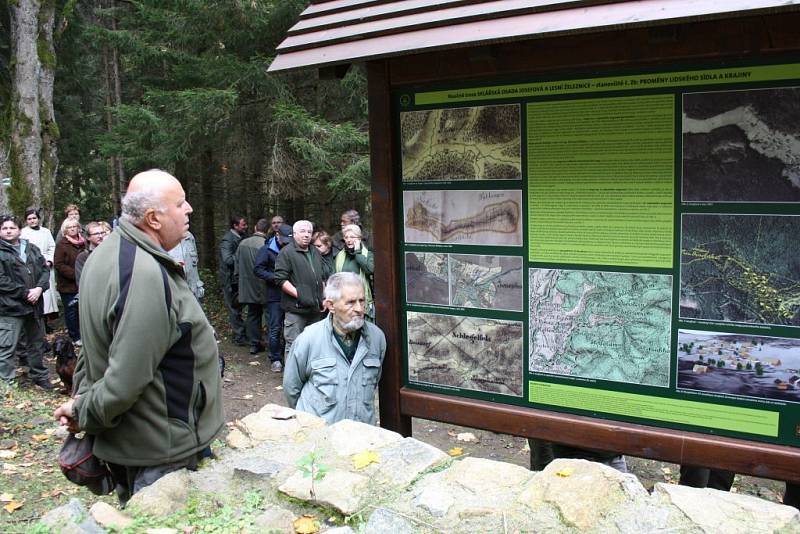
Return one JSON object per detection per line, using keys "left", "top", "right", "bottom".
{"left": 53, "top": 336, "right": 77, "bottom": 395}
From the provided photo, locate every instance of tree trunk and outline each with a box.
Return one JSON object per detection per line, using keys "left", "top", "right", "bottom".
{"left": 9, "top": 0, "right": 43, "bottom": 213}
{"left": 37, "top": 0, "right": 57, "bottom": 229}
{"left": 7, "top": 0, "right": 58, "bottom": 222}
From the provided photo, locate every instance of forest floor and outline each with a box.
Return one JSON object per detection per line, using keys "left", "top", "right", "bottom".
{"left": 0, "top": 305, "right": 788, "bottom": 533}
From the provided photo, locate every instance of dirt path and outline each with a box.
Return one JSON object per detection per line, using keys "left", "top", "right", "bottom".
{"left": 218, "top": 339, "right": 787, "bottom": 504}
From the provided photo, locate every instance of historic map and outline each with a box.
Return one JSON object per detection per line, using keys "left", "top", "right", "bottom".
{"left": 400, "top": 104, "right": 521, "bottom": 181}
{"left": 405, "top": 252, "right": 449, "bottom": 306}
{"left": 680, "top": 214, "right": 800, "bottom": 326}
{"left": 529, "top": 269, "right": 672, "bottom": 386}
{"left": 682, "top": 87, "right": 800, "bottom": 202}
{"left": 449, "top": 254, "right": 523, "bottom": 311}
{"left": 407, "top": 311, "right": 523, "bottom": 396}
{"left": 405, "top": 252, "right": 523, "bottom": 311}
{"left": 403, "top": 190, "right": 523, "bottom": 245}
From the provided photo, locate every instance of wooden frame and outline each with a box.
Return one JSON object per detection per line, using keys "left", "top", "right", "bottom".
{"left": 371, "top": 12, "right": 800, "bottom": 482}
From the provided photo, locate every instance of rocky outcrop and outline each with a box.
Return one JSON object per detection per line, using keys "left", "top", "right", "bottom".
{"left": 36, "top": 404, "right": 800, "bottom": 533}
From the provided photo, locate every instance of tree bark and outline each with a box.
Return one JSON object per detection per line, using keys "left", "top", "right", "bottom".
{"left": 8, "top": 0, "right": 58, "bottom": 223}
{"left": 9, "top": 0, "right": 43, "bottom": 210}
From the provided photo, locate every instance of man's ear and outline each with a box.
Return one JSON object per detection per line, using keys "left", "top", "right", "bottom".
{"left": 322, "top": 298, "right": 333, "bottom": 311}
{"left": 142, "top": 208, "right": 161, "bottom": 230}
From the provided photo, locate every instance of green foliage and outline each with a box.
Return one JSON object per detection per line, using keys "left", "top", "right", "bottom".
{"left": 717, "top": 360, "right": 724, "bottom": 368}
{"left": 297, "top": 448, "right": 330, "bottom": 500}
{"left": 746, "top": 361, "right": 753, "bottom": 370}
{"left": 755, "top": 362, "right": 764, "bottom": 376}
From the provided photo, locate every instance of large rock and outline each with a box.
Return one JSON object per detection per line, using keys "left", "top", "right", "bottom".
{"left": 327, "top": 419, "right": 403, "bottom": 456}
{"left": 90, "top": 501, "right": 133, "bottom": 530}
{"left": 234, "top": 404, "right": 325, "bottom": 445}
{"left": 39, "top": 499, "right": 106, "bottom": 534}
{"left": 518, "top": 458, "right": 649, "bottom": 530}
{"left": 279, "top": 469, "right": 370, "bottom": 515}
{"left": 127, "top": 469, "right": 191, "bottom": 517}
{"left": 365, "top": 507, "right": 417, "bottom": 533}
{"left": 370, "top": 437, "right": 450, "bottom": 487}
{"left": 253, "top": 505, "right": 296, "bottom": 533}
{"left": 654, "top": 482, "right": 800, "bottom": 534}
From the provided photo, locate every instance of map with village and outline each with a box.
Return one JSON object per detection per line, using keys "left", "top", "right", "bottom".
{"left": 405, "top": 252, "right": 523, "bottom": 311}
{"left": 403, "top": 190, "right": 523, "bottom": 246}
{"left": 529, "top": 269, "right": 672, "bottom": 387}
{"left": 400, "top": 104, "right": 521, "bottom": 181}
{"left": 407, "top": 311, "right": 523, "bottom": 396}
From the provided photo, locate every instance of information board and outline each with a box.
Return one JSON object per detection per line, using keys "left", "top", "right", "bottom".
{"left": 394, "top": 62, "right": 800, "bottom": 447}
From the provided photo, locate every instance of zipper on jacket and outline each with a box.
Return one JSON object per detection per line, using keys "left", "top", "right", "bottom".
{"left": 193, "top": 382, "right": 207, "bottom": 448}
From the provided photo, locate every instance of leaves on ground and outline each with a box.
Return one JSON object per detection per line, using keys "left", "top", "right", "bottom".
{"left": 456, "top": 432, "right": 477, "bottom": 442}
{"left": 555, "top": 467, "right": 575, "bottom": 478}
{"left": 3, "top": 500, "right": 23, "bottom": 513}
{"left": 351, "top": 450, "right": 380, "bottom": 470}
{"left": 448, "top": 447, "right": 464, "bottom": 457}
{"left": 293, "top": 514, "right": 320, "bottom": 534}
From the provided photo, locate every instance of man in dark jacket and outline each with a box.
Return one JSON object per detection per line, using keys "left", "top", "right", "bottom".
{"left": 218, "top": 215, "right": 247, "bottom": 345}
{"left": 0, "top": 215, "right": 53, "bottom": 389}
{"left": 236, "top": 218, "right": 268, "bottom": 354}
{"left": 274, "top": 220, "right": 328, "bottom": 361}
{"left": 54, "top": 170, "right": 224, "bottom": 505}
{"left": 254, "top": 223, "right": 292, "bottom": 372}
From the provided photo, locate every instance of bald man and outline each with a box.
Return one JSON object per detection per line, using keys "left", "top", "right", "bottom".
{"left": 54, "top": 169, "right": 223, "bottom": 505}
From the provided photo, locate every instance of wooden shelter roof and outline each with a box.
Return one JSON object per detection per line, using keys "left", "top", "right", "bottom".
{"left": 268, "top": 0, "right": 800, "bottom": 72}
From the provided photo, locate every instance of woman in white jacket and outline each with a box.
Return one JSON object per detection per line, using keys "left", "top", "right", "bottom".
{"left": 20, "top": 208, "right": 59, "bottom": 319}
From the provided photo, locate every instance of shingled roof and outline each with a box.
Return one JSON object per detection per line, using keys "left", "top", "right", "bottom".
{"left": 268, "top": 0, "right": 800, "bottom": 72}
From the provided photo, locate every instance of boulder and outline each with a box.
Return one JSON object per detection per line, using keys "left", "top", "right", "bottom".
{"left": 127, "top": 469, "right": 191, "bottom": 517}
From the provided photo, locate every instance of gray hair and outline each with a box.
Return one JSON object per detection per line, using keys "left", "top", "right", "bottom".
{"left": 60, "top": 218, "right": 81, "bottom": 237}
{"left": 293, "top": 220, "right": 313, "bottom": 233}
{"left": 121, "top": 190, "right": 165, "bottom": 224}
{"left": 342, "top": 224, "right": 362, "bottom": 238}
{"left": 324, "top": 272, "right": 363, "bottom": 302}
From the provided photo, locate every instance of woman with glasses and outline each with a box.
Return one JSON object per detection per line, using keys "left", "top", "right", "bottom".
{"left": 54, "top": 218, "right": 86, "bottom": 344}
{"left": 74, "top": 221, "right": 111, "bottom": 286}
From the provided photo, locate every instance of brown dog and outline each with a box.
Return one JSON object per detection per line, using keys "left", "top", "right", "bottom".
{"left": 53, "top": 336, "right": 77, "bottom": 395}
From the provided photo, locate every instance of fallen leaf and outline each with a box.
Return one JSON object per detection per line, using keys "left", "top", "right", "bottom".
{"left": 293, "top": 514, "right": 320, "bottom": 534}
{"left": 352, "top": 450, "right": 380, "bottom": 469}
{"left": 447, "top": 430, "right": 457, "bottom": 437}
{"left": 3, "top": 500, "right": 22, "bottom": 513}
{"left": 31, "top": 434, "right": 49, "bottom": 442}
{"left": 0, "top": 451, "right": 16, "bottom": 459}
{"left": 448, "top": 447, "right": 464, "bottom": 457}
{"left": 456, "top": 432, "right": 477, "bottom": 442}
{"left": 3, "top": 463, "right": 18, "bottom": 473}
{"left": 248, "top": 361, "right": 260, "bottom": 366}
{"left": 243, "top": 394, "right": 253, "bottom": 400}
{"left": 275, "top": 386, "right": 283, "bottom": 391}
{"left": 44, "top": 428, "right": 57, "bottom": 436}
{"left": 0, "top": 493, "right": 13, "bottom": 502}
{"left": 555, "top": 468, "right": 574, "bottom": 478}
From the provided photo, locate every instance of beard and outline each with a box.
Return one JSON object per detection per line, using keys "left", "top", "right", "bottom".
{"left": 339, "top": 316, "right": 365, "bottom": 333}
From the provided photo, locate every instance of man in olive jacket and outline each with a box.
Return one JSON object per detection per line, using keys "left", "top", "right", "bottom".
{"left": 54, "top": 170, "right": 224, "bottom": 505}
{"left": 274, "top": 220, "right": 329, "bottom": 361}
{"left": 218, "top": 214, "right": 247, "bottom": 345}
{"left": 236, "top": 218, "right": 268, "bottom": 354}
{"left": 0, "top": 215, "right": 52, "bottom": 389}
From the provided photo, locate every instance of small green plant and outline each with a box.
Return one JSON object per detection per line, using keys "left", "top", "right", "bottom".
{"left": 296, "top": 448, "right": 330, "bottom": 500}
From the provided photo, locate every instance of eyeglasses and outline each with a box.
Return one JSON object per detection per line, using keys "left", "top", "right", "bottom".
{"left": 89, "top": 231, "right": 107, "bottom": 237}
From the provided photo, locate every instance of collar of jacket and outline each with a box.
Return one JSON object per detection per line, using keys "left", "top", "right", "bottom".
{"left": 116, "top": 219, "right": 184, "bottom": 276}
{"left": 0, "top": 238, "right": 27, "bottom": 260}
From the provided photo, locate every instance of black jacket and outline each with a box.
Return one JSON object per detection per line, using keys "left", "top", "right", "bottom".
{"left": 273, "top": 241, "right": 327, "bottom": 315}
{"left": 253, "top": 237, "right": 283, "bottom": 303}
{"left": 217, "top": 229, "right": 242, "bottom": 288}
{"left": 0, "top": 239, "right": 50, "bottom": 316}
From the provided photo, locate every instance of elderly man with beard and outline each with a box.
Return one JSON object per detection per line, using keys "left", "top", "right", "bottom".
{"left": 283, "top": 272, "right": 386, "bottom": 424}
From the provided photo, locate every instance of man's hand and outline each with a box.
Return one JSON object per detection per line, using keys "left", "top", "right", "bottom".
{"left": 348, "top": 238, "right": 361, "bottom": 252}
{"left": 54, "top": 398, "right": 81, "bottom": 434}
{"left": 26, "top": 287, "right": 43, "bottom": 304}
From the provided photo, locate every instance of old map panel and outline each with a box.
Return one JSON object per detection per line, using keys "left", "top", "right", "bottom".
{"left": 529, "top": 269, "right": 672, "bottom": 387}
{"left": 680, "top": 214, "right": 800, "bottom": 326}
{"left": 407, "top": 311, "right": 523, "bottom": 396}
{"left": 403, "top": 190, "right": 523, "bottom": 246}
{"left": 401, "top": 104, "right": 521, "bottom": 181}
{"left": 405, "top": 252, "right": 449, "bottom": 306}
{"left": 449, "top": 254, "right": 523, "bottom": 311}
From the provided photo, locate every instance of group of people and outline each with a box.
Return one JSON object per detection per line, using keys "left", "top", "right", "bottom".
{"left": 217, "top": 210, "right": 375, "bottom": 376}
{"left": 0, "top": 204, "right": 112, "bottom": 389}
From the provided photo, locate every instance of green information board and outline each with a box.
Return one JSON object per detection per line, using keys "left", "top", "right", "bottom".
{"left": 395, "top": 62, "right": 800, "bottom": 446}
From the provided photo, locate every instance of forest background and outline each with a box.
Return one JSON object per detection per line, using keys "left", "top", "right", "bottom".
{"left": 0, "top": 0, "right": 370, "bottom": 267}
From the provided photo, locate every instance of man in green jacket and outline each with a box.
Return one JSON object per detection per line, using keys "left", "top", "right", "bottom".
{"left": 274, "top": 220, "right": 329, "bottom": 361}
{"left": 0, "top": 215, "right": 53, "bottom": 390}
{"left": 54, "top": 170, "right": 224, "bottom": 505}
